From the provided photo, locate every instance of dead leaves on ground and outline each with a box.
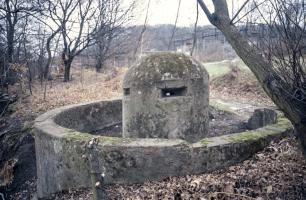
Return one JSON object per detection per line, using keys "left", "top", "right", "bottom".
{"left": 104, "top": 137, "right": 306, "bottom": 200}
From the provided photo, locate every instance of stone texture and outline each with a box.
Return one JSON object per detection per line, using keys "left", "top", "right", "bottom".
{"left": 34, "top": 99, "right": 291, "bottom": 199}
{"left": 54, "top": 99, "right": 122, "bottom": 133}
{"left": 247, "top": 108, "right": 278, "bottom": 130}
{"left": 122, "top": 52, "right": 210, "bottom": 142}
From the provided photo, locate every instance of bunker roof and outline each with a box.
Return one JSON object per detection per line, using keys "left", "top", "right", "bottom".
{"left": 123, "top": 52, "right": 209, "bottom": 87}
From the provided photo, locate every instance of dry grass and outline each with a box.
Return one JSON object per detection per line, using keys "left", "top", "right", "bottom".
{"left": 6, "top": 61, "right": 303, "bottom": 200}
{"left": 11, "top": 60, "right": 273, "bottom": 119}
{"left": 12, "top": 67, "right": 126, "bottom": 118}
{"left": 210, "top": 66, "right": 273, "bottom": 106}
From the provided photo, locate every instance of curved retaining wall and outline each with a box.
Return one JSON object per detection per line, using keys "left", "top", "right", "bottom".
{"left": 34, "top": 99, "right": 292, "bottom": 199}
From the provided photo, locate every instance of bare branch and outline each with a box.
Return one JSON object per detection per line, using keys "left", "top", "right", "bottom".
{"left": 230, "top": 0, "right": 251, "bottom": 24}
{"left": 197, "top": 0, "right": 212, "bottom": 19}
{"left": 191, "top": 0, "right": 199, "bottom": 56}
{"left": 168, "top": 0, "right": 182, "bottom": 50}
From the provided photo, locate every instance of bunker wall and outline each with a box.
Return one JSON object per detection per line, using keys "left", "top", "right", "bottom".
{"left": 34, "top": 99, "right": 292, "bottom": 199}
{"left": 54, "top": 99, "right": 122, "bottom": 132}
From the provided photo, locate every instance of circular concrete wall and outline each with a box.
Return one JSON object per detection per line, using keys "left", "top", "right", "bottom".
{"left": 34, "top": 99, "right": 292, "bottom": 199}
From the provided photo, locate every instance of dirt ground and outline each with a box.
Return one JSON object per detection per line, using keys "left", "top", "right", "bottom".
{"left": 2, "top": 64, "right": 306, "bottom": 200}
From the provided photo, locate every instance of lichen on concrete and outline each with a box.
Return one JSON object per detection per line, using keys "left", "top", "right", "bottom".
{"left": 65, "top": 129, "right": 92, "bottom": 142}
{"left": 228, "top": 129, "right": 278, "bottom": 142}
{"left": 34, "top": 98, "right": 293, "bottom": 199}
{"left": 199, "top": 138, "right": 213, "bottom": 146}
{"left": 272, "top": 117, "right": 292, "bottom": 130}
{"left": 124, "top": 52, "right": 207, "bottom": 84}
{"left": 228, "top": 117, "right": 291, "bottom": 143}
{"left": 98, "top": 136, "right": 136, "bottom": 146}
{"left": 123, "top": 52, "right": 210, "bottom": 142}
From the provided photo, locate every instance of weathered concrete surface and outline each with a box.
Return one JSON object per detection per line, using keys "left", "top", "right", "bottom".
{"left": 123, "top": 53, "right": 210, "bottom": 142}
{"left": 34, "top": 100, "right": 121, "bottom": 199}
{"left": 54, "top": 99, "right": 122, "bottom": 133}
{"left": 247, "top": 108, "right": 278, "bottom": 130}
{"left": 34, "top": 99, "right": 293, "bottom": 199}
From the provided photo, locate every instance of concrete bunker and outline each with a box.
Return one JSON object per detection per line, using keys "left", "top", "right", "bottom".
{"left": 34, "top": 53, "right": 293, "bottom": 199}
{"left": 123, "top": 53, "right": 209, "bottom": 142}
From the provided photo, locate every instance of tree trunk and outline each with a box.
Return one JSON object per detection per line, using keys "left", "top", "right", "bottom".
{"left": 64, "top": 61, "right": 72, "bottom": 82}
{"left": 217, "top": 23, "right": 306, "bottom": 151}
{"left": 6, "top": 27, "right": 16, "bottom": 84}
{"left": 44, "top": 43, "right": 53, "bottom": 79}
{"left": 5, "top": 3, "right": 16, "bottom": 85}
{"left": 197, "top": 0, "right": 306, "bottom": 152}
{"left": 44, "top": 28, "right": 61, "bottom": 79}
{"left": 95, "top": 57, "right": 102, "bottom": 73}
{"left": 6, "top": 24, "right": 14, "bottom": 64}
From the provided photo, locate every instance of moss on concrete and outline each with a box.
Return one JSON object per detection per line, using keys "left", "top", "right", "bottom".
{"left": 228, "top": 117, "right": 291, "bottom": 143}
{"left": 22, "top": 121, "right": 34, "bottom": 132}
{"left": 123, "top": 52, "right": 208, "bottom": 86}
{"left": 228, "top": 129, "right": 277, "bottom": 143}
{"left": 98, "top": 136, "right": 135, "bottom": 145}
{"left": 65, "top": 129, "right": 92, "bottom": 142}
{"left": 272, "top": 117, "right": 292, "bottom": 129}
{"left": 199, "top": 138, "right": 213, "bottom": 146}
{"left": 142, "top": 52, "right": 189, "bottom": 73}
{"left": 123, "top": 52, "right": 210, "bottom": 142}
{"left": 35, "top": 97, "right": 295, "bottom": 198}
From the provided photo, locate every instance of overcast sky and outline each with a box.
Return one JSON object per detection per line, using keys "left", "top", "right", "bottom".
{"left": 127, "top": 0, "right": 246, "bottom": 27}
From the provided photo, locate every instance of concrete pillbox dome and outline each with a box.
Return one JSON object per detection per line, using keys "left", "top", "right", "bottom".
{"left": 122, "top": 52, "right": 209, "bottom": 142}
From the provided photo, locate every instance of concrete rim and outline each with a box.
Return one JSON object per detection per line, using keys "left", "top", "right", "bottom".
{"left": 34, "top": 98, "right": 292, "bottom": 147}
{"left": 34, "top": 98, "right": 293, "bottom": 198}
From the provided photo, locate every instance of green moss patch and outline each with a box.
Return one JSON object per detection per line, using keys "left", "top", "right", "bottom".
{"left": 65, "top": 130, "right": 92, "bottom": 142}
{"left": 98, "top": 136, "right": 134, "bottom": 145}
{"left": 142, "top": 52, "right": 189, "bottom": 74}
{"left": 272, "top": 117, "right": 292, "bottom": 130}
{"left": 199, "top": 138, "right": 213, "bottom": 146}
{"left": 227, "top": 117, "right": 291, "bottom": 143}
{"left": 228, "top": 129, "right": 278, "bottom": 143}
{"left": 125, "top": 52, "right": 207, "bottom": 84}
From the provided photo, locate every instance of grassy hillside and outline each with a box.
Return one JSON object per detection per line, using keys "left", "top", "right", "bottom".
{"left": 204, "top": 59, "right": 249, "bottom": 78}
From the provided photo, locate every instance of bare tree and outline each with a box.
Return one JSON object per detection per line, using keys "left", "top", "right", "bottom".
{"left": 197, "top": 0, "right": 306, "bottom": 153}
{"left": 0, "top": 0, "right": 42, "bottom": 85}
{"left": 93, "top": 0, "right": 134, "bottom": 72}
{"left": 46, "top": 0, "right": 99, "bottom": 82}
{"left": 44, "top": 26, "right": 61, "bottom": 79}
